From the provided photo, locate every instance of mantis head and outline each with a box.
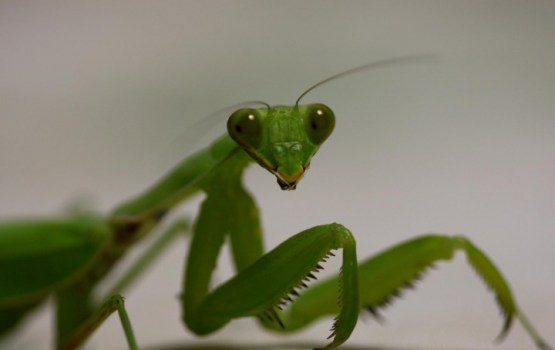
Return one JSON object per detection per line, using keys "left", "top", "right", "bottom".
{"left": 226, "top": 55, "right": 436, "bottom": 190}
{"left": 227, "top": 104, "right": 335, "bottom": 190}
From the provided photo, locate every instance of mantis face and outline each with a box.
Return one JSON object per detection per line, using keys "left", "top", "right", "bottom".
{"left": 227, "top": 104, "right": 335, "bottom": 190}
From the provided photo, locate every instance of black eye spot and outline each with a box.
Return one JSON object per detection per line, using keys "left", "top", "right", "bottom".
{"left": 311, "top": 120, "right": 318, "bottom": 130}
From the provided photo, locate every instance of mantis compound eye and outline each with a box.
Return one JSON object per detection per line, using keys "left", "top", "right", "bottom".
{"left": 227, "top": 108, "right": 263, "bottom": 148}
{"left": 304, "top": 103, "right": 335, "bottom": 145}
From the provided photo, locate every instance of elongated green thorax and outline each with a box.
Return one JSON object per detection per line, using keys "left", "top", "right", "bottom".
{"left": 227, "top": 103, "right": 335, "bottom": 190}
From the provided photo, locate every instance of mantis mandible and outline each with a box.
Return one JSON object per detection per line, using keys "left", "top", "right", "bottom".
{"left": 0, "top": 57, "right": 551, "bottom": 350}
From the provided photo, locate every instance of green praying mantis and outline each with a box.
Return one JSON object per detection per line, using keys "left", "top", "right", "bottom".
{"left": 0, "top": 57, "right": 552, "bottom": 350}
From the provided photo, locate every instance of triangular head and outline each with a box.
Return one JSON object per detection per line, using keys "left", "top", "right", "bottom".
{"left": 227, "top": 103, "right": 335, "bottom": 190}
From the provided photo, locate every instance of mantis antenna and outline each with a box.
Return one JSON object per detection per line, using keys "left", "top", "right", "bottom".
{"left": 295, "top": 54, "right": 438, "bottom": 106}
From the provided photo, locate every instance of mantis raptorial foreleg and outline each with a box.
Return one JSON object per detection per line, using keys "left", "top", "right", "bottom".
{"left": 178, "top": 151, "right": 358, "bottom": 349}
{"left": 182, "top": 153, "right": 265, "bottom": 333}
{"left": 188, "top": 221, "right": 359, "bottom": 350}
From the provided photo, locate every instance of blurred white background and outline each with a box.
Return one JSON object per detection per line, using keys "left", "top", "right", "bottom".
{"left": 1, "top": 1, "right": 554, "bottom": 350}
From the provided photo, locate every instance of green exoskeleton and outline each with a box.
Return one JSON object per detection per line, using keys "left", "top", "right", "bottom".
{"left": 0, "top": 57, "right": 551, "bottom": 350}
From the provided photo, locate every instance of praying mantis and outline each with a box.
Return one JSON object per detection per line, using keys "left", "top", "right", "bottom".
{"left": 0, "top": 57, "right": 551, "bottom": 350}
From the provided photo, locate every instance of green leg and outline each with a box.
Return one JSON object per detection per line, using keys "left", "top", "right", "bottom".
{"left": 228, "top": 185, "right": 264, "bottom": 273}
{"left": 57, "top": 294, "right": 138, "bottom": 350}
{"left": 189, "top": 223, "right": 359, "bottom": 350}
{"left": 182, "top": 174, "right": 358, "bottom": 349}
{"left": 279, "top": 234, "right": 551, "bottom": 350}
{"left": 181, "top": 176, "right": 266, "bottom": 334}
{"left": 181, "top": 191, "right": 230, "bottom": 335}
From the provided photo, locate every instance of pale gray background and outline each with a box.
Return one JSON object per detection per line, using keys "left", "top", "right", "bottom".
{"left": 1, "top": 1, "right": 554, "bottom": 350}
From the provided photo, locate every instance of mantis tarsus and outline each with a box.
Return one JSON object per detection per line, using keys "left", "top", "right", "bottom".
{"left": 0, "top": 57, "right": 551, "bottom": 350}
